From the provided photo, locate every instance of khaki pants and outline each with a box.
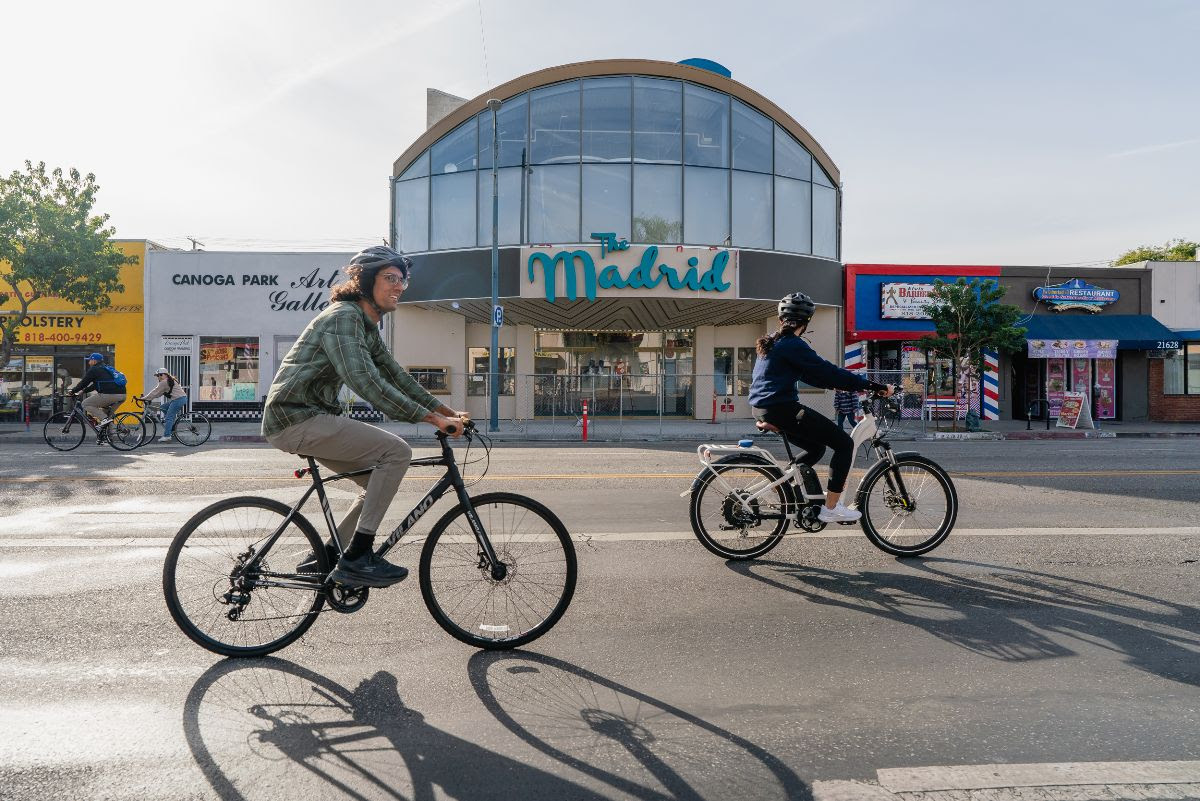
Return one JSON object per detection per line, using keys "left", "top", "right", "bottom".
{"left": 267, "top": 414, "right": 413, "bottom": 543}
{"left": 83, "top": 393, "right": 125, "bottom": 421}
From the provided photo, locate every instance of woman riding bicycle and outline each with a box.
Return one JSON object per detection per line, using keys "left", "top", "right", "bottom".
{"left": 747, "top": 292, "right": 893, "bottom": 523}
{"left": 139, "top": 367, "right": 188, "bottom": 442}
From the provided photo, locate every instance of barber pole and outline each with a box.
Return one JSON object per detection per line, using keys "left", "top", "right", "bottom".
{"left": 982, "top": 348, "right": 1000, "bottom": 421}
{"left": 844, "top": 341, "right": 866, "bottom": 371}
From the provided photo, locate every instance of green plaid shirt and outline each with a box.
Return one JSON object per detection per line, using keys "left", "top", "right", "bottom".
{"left": 262, "top": 301, "right": 440, "bottom": 437}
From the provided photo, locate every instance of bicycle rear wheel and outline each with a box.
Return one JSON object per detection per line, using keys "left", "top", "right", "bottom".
{"left": 174, "top": 412, "right": 212, "bottom": 446}
{"left": 43, "top": 412, "right": 85, "bottom": 451}
{"left": 419, "top": 492, "right": 576, "bottom": 650}
{"left": 689, "top": 461, "right": 790, "bottom": 560}
{"left": 108, "top": 412, "right": 145, "bottom": 451}
{"left": 857, "top": 455, "right": 957, "bottom": 556}
{"left": 163, "top": 497, "right": 329, "bottom": 657}
{"left": 139, "top": 413, "right": 158, "bottom": 446}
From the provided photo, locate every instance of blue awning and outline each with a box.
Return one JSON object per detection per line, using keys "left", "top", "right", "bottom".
{"left": 1022, "top": 314, "right": 1177, "bottom": 349}
{"left": 1170, "top": 329, "right": 1200, "bottom": 342}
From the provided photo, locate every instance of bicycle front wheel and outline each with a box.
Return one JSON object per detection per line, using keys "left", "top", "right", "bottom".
{"left": 108, "top": 412, "right": 145, "bottom": 451}
{"left": 419, "top": 492, "right": 576, "bottom": 650}
{"left": 689, "top": 461, "right": 790, "bottom": 560}
{"left": 174, "top": 412, "right": 211, "bottom": 446}
{"left": 856, "top": 456, "right": 957, "bottom": 556}
{"left": 163, "top": 497, "right": 329, "bottom": 657}
{"left": 43, "top": 412, "right": 85, "bottom": 451}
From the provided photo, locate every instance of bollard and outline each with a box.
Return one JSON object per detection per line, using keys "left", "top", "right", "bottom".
{"left": 711, "top": 394, "right": 717, "bottom": 424}
{"left": 581, "top": 400, "right": 588, "bottom": 442}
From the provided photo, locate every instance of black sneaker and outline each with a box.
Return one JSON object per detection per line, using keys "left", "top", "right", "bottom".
{"left": 329, "top": 552, "right": 409, "bottom": 588}
{"left": 296, "top": 542, "right": 339, "bottom": 574}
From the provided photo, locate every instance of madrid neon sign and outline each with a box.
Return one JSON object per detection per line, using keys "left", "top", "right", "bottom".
{"left": 527, "top": 233, "right": 732, "bottom": 303}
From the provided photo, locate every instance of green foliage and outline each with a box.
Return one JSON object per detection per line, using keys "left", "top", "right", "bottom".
{"left": 632, "top": 215, "right": 683, "bottom": 244}
{"left": 1114, "top": 238, "right": 1198, "bottom": 265}
{"left": 921, "top": 278, "right": 1027, "bottom": 429}
{"left": 0, "top": 161, "right": 133, "bottom": 366}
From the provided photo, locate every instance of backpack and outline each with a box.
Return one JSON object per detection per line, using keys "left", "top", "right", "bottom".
{"left": 102, "top": 364, "right": 128, "bottom": 391}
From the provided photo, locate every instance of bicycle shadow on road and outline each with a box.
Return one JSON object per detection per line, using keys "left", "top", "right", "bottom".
{"left": 182, "top": 657, "right": 609, "bottom": 801}
{"left": 467, "top": 650, "right": 811, "bottom": 801}
{"left": 727, "top": 557, "right": 1200, "bottom": 687}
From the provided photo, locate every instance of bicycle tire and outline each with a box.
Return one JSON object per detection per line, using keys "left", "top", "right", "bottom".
{"left": 139, "top": 413, "right": 158, "bottom": 446}
{"left": 419, "top": 492, "right": 576, "bottom": 650}
{"left": 856, "top": 455, "right": 957, "bottom": 557}
{"left": 43, "top": 412, "right": 85, "bottom": 451}
{"left": 689, "top": 460, "right": 791, "bottom": 560}
{"left": 174, "top": 412, "right": 212, "bottom": 446}
{"left": 163, "top": 496, "right": 329, "bottom": 657}
{"left": 108, "top": 412, "right": 145, "bottom": 451}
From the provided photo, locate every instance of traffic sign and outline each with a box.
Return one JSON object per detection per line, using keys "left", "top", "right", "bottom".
{"left": 493, "top": 305, "right": 504, "bottom": 327}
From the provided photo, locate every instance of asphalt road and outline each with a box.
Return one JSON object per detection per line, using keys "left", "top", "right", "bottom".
{"left": 1, "top": 438, "right": 1198, "bottom": 800}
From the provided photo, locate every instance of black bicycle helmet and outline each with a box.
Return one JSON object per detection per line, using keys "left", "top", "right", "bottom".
{"left": 777, "top": 292, "right": 816, "bottom": 324}
{"left": 350, "top": 245, "right": 411, "bottom": 277}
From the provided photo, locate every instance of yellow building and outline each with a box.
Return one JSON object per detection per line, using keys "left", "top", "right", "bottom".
{"left": 1, "top": 239, "right": 151, "bottom": 421}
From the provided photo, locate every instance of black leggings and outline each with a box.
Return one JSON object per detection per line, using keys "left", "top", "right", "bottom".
{"left": 757, "top": 402, "right": 855, "bottom": 493}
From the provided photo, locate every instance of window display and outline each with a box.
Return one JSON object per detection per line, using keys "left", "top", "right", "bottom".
{"left": 468, "top": 347, "right": 515, "bottom": 396}
{"left": 199, "top": 337, "right": 260, "bottom": 401}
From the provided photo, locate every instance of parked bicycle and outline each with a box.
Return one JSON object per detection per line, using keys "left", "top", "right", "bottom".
{"left": 163, "top": 420, "right": 577, "bottom": 657}
{"left": 131, "top": 397, "right": 212, "bottom": 447}
{"left": 686, "top": 390, "right": 958, "bottom": 560}
{"left": 42, "top": 393, "right": 145, "bottom": 452}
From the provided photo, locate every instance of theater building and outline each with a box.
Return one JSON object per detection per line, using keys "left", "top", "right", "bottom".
{"left": 389, "top": 59, "right": 846, "bottom": 421}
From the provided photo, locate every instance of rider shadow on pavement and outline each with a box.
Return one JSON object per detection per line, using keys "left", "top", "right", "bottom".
{"left": 728, "top": 557, "right": 1200, "bottom": 687}
{"left": 466, "top": 650, "right": 811, "bottom": 801}
{"left": 184, "top": 657, "right": 608, "bottom": 801}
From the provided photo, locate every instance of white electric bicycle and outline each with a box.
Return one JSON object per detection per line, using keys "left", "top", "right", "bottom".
{"left": 686, "top": 390, "right": 957, "bottom": 560}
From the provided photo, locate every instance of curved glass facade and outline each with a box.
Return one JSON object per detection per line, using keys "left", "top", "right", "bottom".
{"left": 393, "top": 76, "right": 839, "bottom": 259}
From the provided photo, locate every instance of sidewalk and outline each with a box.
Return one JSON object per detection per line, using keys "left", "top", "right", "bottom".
{"left": 3, "top": 416, "right": 1200, "bottom": 445}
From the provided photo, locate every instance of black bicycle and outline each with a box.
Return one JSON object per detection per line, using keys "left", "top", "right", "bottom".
{"left": 43, "top": 393, "right": 145, "bottom": 451}
{"left": 132, "top": 397, "right": 212, "bottom": 446}
{"left": 163, "top": 420, "right": 577, "bottom": 657}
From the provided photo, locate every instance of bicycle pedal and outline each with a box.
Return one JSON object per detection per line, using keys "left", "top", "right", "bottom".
{"left": 836, "top": 520, "right": 857, "bottom": 526}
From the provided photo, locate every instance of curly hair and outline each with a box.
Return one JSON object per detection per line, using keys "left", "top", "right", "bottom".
{"left": 330, "top": 263, "right": 379, "bottom": 303}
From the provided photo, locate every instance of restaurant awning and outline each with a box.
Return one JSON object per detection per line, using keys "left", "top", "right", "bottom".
{"left": 1022, "top": 314, "right": 1177, "bottom": 349}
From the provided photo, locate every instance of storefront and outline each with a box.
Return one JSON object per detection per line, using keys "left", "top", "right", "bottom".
{"left": 143, "top": 250, "right": 361, "bottom": 420}
{"left": 390, "top": 58, "right": 846, "bottom": 420}
{"left": 846, "top": 263, "right": 1170, "bottom": 422}
{"left": 0, "top": 240, "right": 148, "bottom": 422}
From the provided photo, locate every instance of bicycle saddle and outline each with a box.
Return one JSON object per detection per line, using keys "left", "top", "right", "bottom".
{"left": 755, "top": 420, "right": 780, "bottom": 433}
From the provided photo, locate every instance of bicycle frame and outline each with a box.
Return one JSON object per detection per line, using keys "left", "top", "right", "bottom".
{"left": 240, "top": 431, "right": 502, "bottom": 583}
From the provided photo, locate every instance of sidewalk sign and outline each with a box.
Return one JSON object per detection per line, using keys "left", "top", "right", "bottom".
{"left": 1056, "top": 391, "right": 1094, "bottom": 430}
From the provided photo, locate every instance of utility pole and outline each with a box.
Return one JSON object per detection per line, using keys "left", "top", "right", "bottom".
{"left": 487, "top": 98, "right": 502, "bottom": 432}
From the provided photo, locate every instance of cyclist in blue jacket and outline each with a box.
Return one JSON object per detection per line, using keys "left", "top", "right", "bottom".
{"left": 748, "top": 293, "right": 892, "bottom": 523}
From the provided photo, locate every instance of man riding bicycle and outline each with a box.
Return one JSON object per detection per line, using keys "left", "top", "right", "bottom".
{"left": 68, "top": 352, "right": 127, "bottom": 444}
{"left": 263, "top": 245, "right": 467, "bottom": 589}
{"left": 748, "top": 292, "right": 893, "bottom": 523}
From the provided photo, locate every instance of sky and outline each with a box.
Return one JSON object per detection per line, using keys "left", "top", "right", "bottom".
{"left": 2, "top": 0, "right": 1197, "bottom": 266}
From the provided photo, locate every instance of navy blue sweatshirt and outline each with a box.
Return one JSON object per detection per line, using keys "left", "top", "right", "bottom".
{"left": 748, "top": 334, "right": 876, "bottom": 408}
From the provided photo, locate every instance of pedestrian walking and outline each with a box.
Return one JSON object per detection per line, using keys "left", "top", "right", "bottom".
{"left": 834, "top": 388, "right": 860, "bottom": 431}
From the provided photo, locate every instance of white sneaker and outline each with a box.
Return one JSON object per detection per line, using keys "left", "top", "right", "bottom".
{"left": 158, "top": 436, "right": 173, "bottom": 443}
{"left": 818, "top": 503, "right": 862, "bottom": 523}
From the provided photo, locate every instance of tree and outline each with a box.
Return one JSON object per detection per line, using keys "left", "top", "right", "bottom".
{"left": 1114, "top": 238, "right": 1198, "bottom": 265}
{"left": 0, "top": 161, "right": 133, "bottom": 367}
{"left": 921, "top": 278, "right": 1027, "bottom": 431}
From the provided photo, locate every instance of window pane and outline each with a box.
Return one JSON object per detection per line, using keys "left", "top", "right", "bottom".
{"left": 812, "top": 183, "right": 837, "bottom": 258}
{"left": 477, "top": 167, "right": 523, "bottom": 246}
{"left": 732, "top": 170, "right": 772, "bottom": 249}
{"left": 774, "top": 127, "right": 811, "bottom": 180}
{"left": 583, "top": 77, "right": 631, "bottom": 162}
{"left": 478, "top": 94, "right": 530, "bottom": 169}
{"left": 430, "top": 172, "right": 476, "bottom": 249}
{"left": 736, "top": 347, "right": 757, "bottom": 396}
{"left": 731, "top": 100, "right": 771, "bottom": 173}
{"left": 398, "top": 150, "right": 429, "bottom": 180}
{"left": 684, "top": 166, "right": 729, "bottom": 245}
{"left": 774, "top": 176, "right": 811, "bottom": 253}
{"left": 394, "top": 178, "right": 429, "bottom": 253}
{"left": 1189, "top": 344, "right": 1200, "bottom": 395}
{"left": 468, "top": 347, "right": 515, "bottom": 396}
{"left": 1164, "top": 350, "right": 1185, "bottom": 393}
{"left": 714, "top": 347, "right": 733, "bottom": 395}
{"left": 199, "top": 337, "right": 259, "bottom": 401}
{"left": 527, "top": 164, "right": 580, "bottom": 243}
{"left": 582, "top": 164, "right": 631, "bottom": 238}
{"left": 530, "top": 81, "right": 580, "bottom": 164}
{"left": 633, "top": 164, "right": 682, "bottom": 243}
{"left": 684, "top": 84, "right": 729, "bottom": 167}
{"left": 430, "top": 119, "right": 477, "bottom": 174}
{"left": 813, "top": 163, "right": 834, "bottom": 187}
{"left": 633, "top": 77, "right": 682, "bottom": 163}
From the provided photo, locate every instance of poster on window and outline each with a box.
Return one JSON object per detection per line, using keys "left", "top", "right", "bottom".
{"left": 198, "top": 338, "right": 259, "bottom": 401}
{"left": 1095, "top": 358, "right": 1116, "bottom": 419}
{"left": 1046, "top": 359, "right": 1067, "bottom": 417}
{"left": 1071, "top": 359, "right": 1091, "bottom": 393}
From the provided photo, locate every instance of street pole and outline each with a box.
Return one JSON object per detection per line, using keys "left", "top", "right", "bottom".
{"left": 488, "top": 98, "right": 501, "bottom": 432}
